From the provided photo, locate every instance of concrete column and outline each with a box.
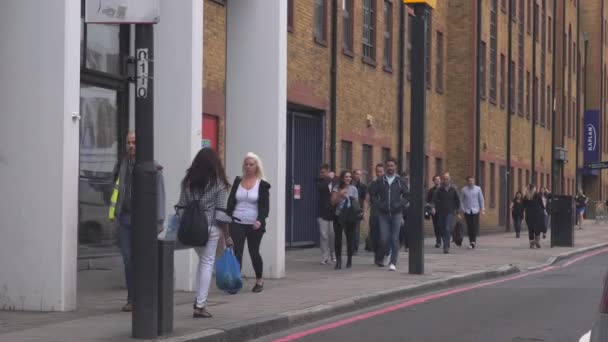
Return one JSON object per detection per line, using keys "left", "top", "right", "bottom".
{"left": 225, "top": 0, "right": 287, "bottom": 279}
{"left": 154, "top": 0, "right": 204, "bottom": 291}
{"left": 0, "top": 0, "right": 80, "bottom": 311}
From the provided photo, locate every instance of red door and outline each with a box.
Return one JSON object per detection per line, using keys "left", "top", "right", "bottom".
{"left": 202, "top": 114, "right": 218, "bottom": 151}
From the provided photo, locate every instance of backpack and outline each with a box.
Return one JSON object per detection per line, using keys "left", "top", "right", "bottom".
{"left": 338, "top": 196, "right": 364, "bottom": 226}
{"left": 452, "top": 219, "right": 464, "bottom": 247}
{"left": 176, "top": 194, "right": 210, "bottom": 247}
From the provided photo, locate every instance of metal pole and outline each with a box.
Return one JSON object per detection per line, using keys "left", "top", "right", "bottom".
{"left": 532, "top": 2, "right": 537, "bottom": 185}
{"left": 329, "top": 0, "right": 338, "bottom": 170}
{"left": 475, "top": 0, "right": 482, "bottom": 184}
{"left": 397, "top": 1, "right": 406, "bottom": 173}
{"left": 132, "top": 24, "right": 159, "bottom": 339}
{"left": 506, "top": 0, "right": 513, "bottom": 231}
{"left": 408, "top": 3, "right": 430, "bottom": 275}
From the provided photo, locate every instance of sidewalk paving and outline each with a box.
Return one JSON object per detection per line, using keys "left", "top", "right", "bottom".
{"left": 1, "top": 223, "right": 607, "bottom": 342}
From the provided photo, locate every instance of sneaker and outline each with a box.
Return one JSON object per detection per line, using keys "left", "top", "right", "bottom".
{"left": 331, "top": 253, "right": 337, "bottom": 262}
{"left": 121, "top": 302, "right": 132, "bottom": 312}
{"left": 252, "top": 283, "right": 264, "bottom": 293}
{"left": 435, "top": 243, "right": 441, "bottom": 248}
{"left": 320, "top": 260, "right": 328, "bottom": 265}
{"left": 375, "top": 261, "right": 385, "bottom": 267}
{"left": 443, "top": 250, "right": 450, "bottom": 254}
{"left": 468, "top": 242, "right": 476, "bottom": 249}
{"left": 389, "top": 264, "right": 397, "bottom": 271}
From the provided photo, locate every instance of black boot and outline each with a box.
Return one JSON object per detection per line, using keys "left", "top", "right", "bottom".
{"left": 346, "top": 256, "right": 352, "bottom": 268}
{"left": 334, "top": 256, "right": 342, "bottom": 270}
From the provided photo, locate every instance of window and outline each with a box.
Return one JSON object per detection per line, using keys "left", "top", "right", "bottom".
{"left": 342, "top": 0, "right": 354, "bottom": 53}
{"left": 510, "top": 60, "right": 515, "bottom": 114}
{"left": 518, "top": 168, "right": 523, "bottom": 192}
{"left": 540, "top": 172, "right": 544, "bottom": 188}
{"left": 511, "top": 0, "right": 517, "bottom": 21}
{"left": 501, "top": 0, "right": 507, "bottom": 13}
{"left": 436, "top": 31, "right": 444, "bottom": 92}
{"left": 479, "top": 161, "right": 486, "bottom": 192}
{"left": 480, "top": 41, "right": 487, "bottom": 100}
{"left": 548, "top": 16, "right": 552, "bottom": 52}
{"left": 341, "top": 141, "right": 353, "bottom": 170}
{"left": 525, "top": 169, "right": 530, "bottom": 186}
{"left": 314, "top": 0, "right": 328, "bottom": 44}
{"left": 547, "top": 85, "right": 552, "bottom": 127}
{"left": 288, "top": 0, "right": 294, "bottom": 32}
{"left": 500, "top": 54, "right": 506, "bottom": 108}
{"left": 490, "top": 163, "right": 496, "bottom": 208}
{"left": 533, "top": 76, "right": 539, "bottom": 123}
{"left": 490, "top": 0, "right": 498, "bottom": 103}
{"left": 518, "top": 61, "right": 524, "bottom": 115}
{"left": 426, "top": 12, "right": 433, "bottom": 88}
{"left": 362, "top": 144, "right": 373, "bottom": 184}
{"left": 383, "top": 1, "right": 393, "bottom": 70}
{"left": 382, "top": 147, "right": 391, "bottom": 163}
{"left": 526, "top": 71, "right": 531, "bottom": 118}
{"left": 527, "top": 0, "right": 532, "bottom": 34}
{"left": 517, "top": 0, "right": 524, "bottom": 116}
{"left": 425, "top": 155, "right": 429, "bottom": 188}
{"left": 406, "top": 152, "right": 411, "bottom": 170}
{"left": 573, "top": 42, "right": 576, "bottom": 72}
{"left": 407, "top": 14, "right": 414, "bottom": 80}
{"left": 362, "top": 0, "right": 377, "bottom": 62}
{"left": 435, "top": 157, "right": 443, "bottom": 177}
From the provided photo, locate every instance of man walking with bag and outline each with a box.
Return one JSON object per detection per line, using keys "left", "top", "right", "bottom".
{"left": 430, "top": 172, "right": 460, "bottom": 254}
{"left": 316, "top": 164, "right": 337, "bottom": 265}
{"left": 460, "top": 176, "right": 485, "bottom": 249}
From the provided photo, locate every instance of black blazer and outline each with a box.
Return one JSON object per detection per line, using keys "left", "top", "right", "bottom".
{"left": 226, "top": 176, "right": 271, "bottom": 231}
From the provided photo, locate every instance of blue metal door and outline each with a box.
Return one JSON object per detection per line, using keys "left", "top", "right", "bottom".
{"left": 286, "top": 111, "right": 324, "bottom": 247}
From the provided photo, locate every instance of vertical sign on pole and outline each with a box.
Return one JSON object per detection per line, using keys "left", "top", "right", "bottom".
{"left": 404, "top": 0, "right": 434, "bottom": 275}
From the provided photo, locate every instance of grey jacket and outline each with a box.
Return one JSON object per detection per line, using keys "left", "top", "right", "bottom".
{"left": 114, "top": 157, "right": 166, "bottom": 233}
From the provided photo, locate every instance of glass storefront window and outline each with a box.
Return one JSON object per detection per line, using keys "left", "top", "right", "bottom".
{"left": 85, "top": 24, "right": 121, "bottom": 74}
{"left": 79, "top": 85, "right": 118, "bottom": 247}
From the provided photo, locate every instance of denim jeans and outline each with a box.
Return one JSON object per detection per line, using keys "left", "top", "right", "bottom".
{"left": 379, "top": 213, "right": 403, "bottom": 265}
{"left": 370, "top": 214, "right": 383, "bottom": 263}
{"left": 437, "top": 213, "right": 455, "bottom": 252}
{"left": 118, "top": 212, "right": 133, "bottom": 302}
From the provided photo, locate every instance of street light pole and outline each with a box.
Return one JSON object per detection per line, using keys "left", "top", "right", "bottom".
{"left": 132, "top": 23, "right": 159, "bottom": 339}
{"left": 405, "top": 0, "right": 434, "bottom": 275}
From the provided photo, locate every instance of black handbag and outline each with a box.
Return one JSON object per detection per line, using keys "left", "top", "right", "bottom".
{"left": 338, "top": 196, "right": 364, "bottom": 226}
{"left": 176, "top": 194, "right": 210, "bottom": 247}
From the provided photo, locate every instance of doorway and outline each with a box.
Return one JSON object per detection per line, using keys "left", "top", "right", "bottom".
{"left": 285, "top": 110, "right": 324, "bottom": 247}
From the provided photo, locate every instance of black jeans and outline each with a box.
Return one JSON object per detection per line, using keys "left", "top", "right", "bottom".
{"left": 526, "top": 219, "right": 541, "bottom": 241}
{"left": 400, "top": 213, "right": 409, "bottom": 248}
{"left": 432, "top": 215, "right": 441, "bottom": 244}
{"left": 333, "top": 218, "right": 355, "bottom": 261}
{"left": 370, "top": 214, "right": 383, "bottom": 263}
{"left": 231, "top": 223, "right": 264, "bottom": 279}
{"left": 513, "top": 216, "right": 523, "bottom": 234}
{"left": 464, "top": 213, "right": 480, "bottom": 244}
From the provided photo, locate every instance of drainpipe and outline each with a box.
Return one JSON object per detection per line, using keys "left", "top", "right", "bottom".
{"left": 551, "top": 0, "right": 557, "bottom": 194}
{"left": 330, "top": 0, "right": 338, "bottom": 170}
{"left": 575, "top": 3, "right": 581, "bottom": 195}
{"left": 532, "top": 2, "right": 537, "bottom": 185}
{"left": 475, "top": 0, "right": 482, "bottom": 184}
{"left": 506, "top": 0, "right": 513, "bottom": 231}
{"left": 398, "top": 2, "right": 406, "bottom": 173}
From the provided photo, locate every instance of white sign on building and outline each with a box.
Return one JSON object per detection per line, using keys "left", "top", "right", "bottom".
{"left": 85, "top": 0, "right": 160, "bottom": 24}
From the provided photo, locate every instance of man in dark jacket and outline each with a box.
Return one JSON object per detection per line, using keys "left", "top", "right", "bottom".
{"left": 431, "top": 172, "right": 461, "bottom": 254}
{"left": 352, "top": 169, "right": 367, "bottom": 254}
{"left": 367, "top": 163, "right": 385, "bottom": 266}
{"left": 427, "top": 175, "right": 442, "bottom": 248}
{"left": 316, "top": 164, "right": 337, "bottom": 265}
{"left": 369, "top": 158, "right": 409, "bottom": 271}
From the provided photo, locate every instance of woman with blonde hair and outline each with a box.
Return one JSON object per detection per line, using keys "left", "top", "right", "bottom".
{"left": 226, "top": 152, "right": 271, "bottom": 292}
{"left": 523, "top": 184, "right": 545, "bottom": 249}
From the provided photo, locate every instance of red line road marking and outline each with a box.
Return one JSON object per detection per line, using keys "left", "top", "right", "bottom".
{"left": 274, "top": 247, "right": 608, "bottom": 342}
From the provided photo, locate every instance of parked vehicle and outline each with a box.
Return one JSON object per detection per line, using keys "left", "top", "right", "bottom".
{"left": 579, "top": 270, "right": 608, "bottom": 342}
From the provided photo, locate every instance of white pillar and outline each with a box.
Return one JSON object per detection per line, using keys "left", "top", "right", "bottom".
{"left": 0, "top": 0, "right": 80, "bottom": 311}
{"left": 226, "top": 0, "right": 287, "bottom": 279}
{"left": 154, "top": 0, "right": 204, "bottom": 290}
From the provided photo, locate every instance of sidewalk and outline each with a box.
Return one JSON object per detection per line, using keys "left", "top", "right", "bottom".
{"left": 1, "top": 222, "right": 606, "bottom": 342}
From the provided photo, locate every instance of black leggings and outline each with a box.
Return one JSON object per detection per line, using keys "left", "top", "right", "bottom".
{"left": 525, "top": 219, "right": 541, "bottom": 241}
{"left": 333, "top": 218, "right": 355, "bottom": 260}
{"left": 231, "top": 223, "right": 264, "bottom": 279}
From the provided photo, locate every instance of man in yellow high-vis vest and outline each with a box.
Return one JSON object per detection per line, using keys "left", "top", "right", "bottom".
{"left": 108, "top": 132, "right": 166, "bottom": 312}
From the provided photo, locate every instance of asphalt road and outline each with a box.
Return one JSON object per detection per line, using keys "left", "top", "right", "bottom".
{"left": 256, "top": 251, "right": 608, "bottom": 342}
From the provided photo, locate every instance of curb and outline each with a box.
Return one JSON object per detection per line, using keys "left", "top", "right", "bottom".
{"left": 159, "top": 243, "right": 608, "bottom": 342}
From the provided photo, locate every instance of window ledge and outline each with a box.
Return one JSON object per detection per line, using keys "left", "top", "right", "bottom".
{"left": 288, "top": 26, "right": 294, "bottom": 33}
{"left": 490, "top": 99, "right": 497, "bottom": 105}
{"left": 362, "top": 56, "right": 377, "bottom": 67}
{"left": 383, "top": 65, "right": 393, "bottom": 74}
{"left": 342, "top": 48, "right": 355, "bottom": 58}
{"left": 314, "top": 37, "right": 328, "bottom": 47}
{"left": 435, "top": 87, "right": 444, "bottom": 94}
{"left": 210, "top": 0, "right": 226, "bottom": 5}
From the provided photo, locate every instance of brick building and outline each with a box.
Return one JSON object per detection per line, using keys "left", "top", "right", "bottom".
{"left": 201, "top": 0, "right": 608, "bottom": 237}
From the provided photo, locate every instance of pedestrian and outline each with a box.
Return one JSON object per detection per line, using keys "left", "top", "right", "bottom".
{"left": 226, "top": 153, "right": 270, "bottom": 293}
{"left": 352, "top": 169, "right": 368, "bottom": 255}
{"left": 369, "top": 158, "right": 409, "bottom": 271}
{"left": 460, "top": 176, "right": 486, "bottom": 249}
{"left": 331, "top": 170, "right": 360, "bottom": 269}
{"left": 575, "top": 190, "right": 588, "bottom": 229}
{"left": 400, "top": 172, "right": 411, "bottom": 252}
{"left": 108, "top": 132, "right": 165, "bottom": 312}
{"left": 316, "top": 164, "right": 337, "bottom": 265}
{"left": 427, "top": 175, "right": 442, "bottom": 248}
{"left": 510, "top": 191, "right": 525, "bottom": 238}
{"left": 367, "top": 163, "right": 385, "bottom": 267}
{"left": 523, "top": 184, "right": 545, "bottom": 249}
{"left": 430, "top": 172, "right": 461, "bottom": 254}
{"left": 539, "top": 186, "right": 549, "bottom": 238}
{"left": 177, "top": 148, "right": 233, "bottom": 318}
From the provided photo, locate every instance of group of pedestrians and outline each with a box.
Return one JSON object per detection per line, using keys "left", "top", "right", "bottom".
{"left": 109, "top": 132, "right": 271, "bottom": 318}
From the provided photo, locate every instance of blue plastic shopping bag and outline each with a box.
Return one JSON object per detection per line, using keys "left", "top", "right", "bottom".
{"left": 215, "top": 248, "right": 243, "bottom": 295}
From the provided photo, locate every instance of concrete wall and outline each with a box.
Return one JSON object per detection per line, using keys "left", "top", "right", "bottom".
{"left": 226, "top": 0, "right": 287, "bottom": 279}
{"left": 0, "top": 0, "right": 81, "bottom": 311}
{"left": 154, "top": 0, "right": 204, "bottom": 291}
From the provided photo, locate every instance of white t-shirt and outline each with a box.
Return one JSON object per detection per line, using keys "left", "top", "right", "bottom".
{"left": 233, "top": 179, "right": 260, "bottom": 225}
{"left": 386, "top": 174, "right": 396, "bottom": 185}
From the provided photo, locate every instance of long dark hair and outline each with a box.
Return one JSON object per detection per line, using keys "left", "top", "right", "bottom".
{"left": 514, "top": 191, "right": 523, "bottom": 201}
{"left": 182, "top": 148, "right": 229, "bottom": 192}
{"left": 338, "top": 170, "right": 352, "bottom": 189}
